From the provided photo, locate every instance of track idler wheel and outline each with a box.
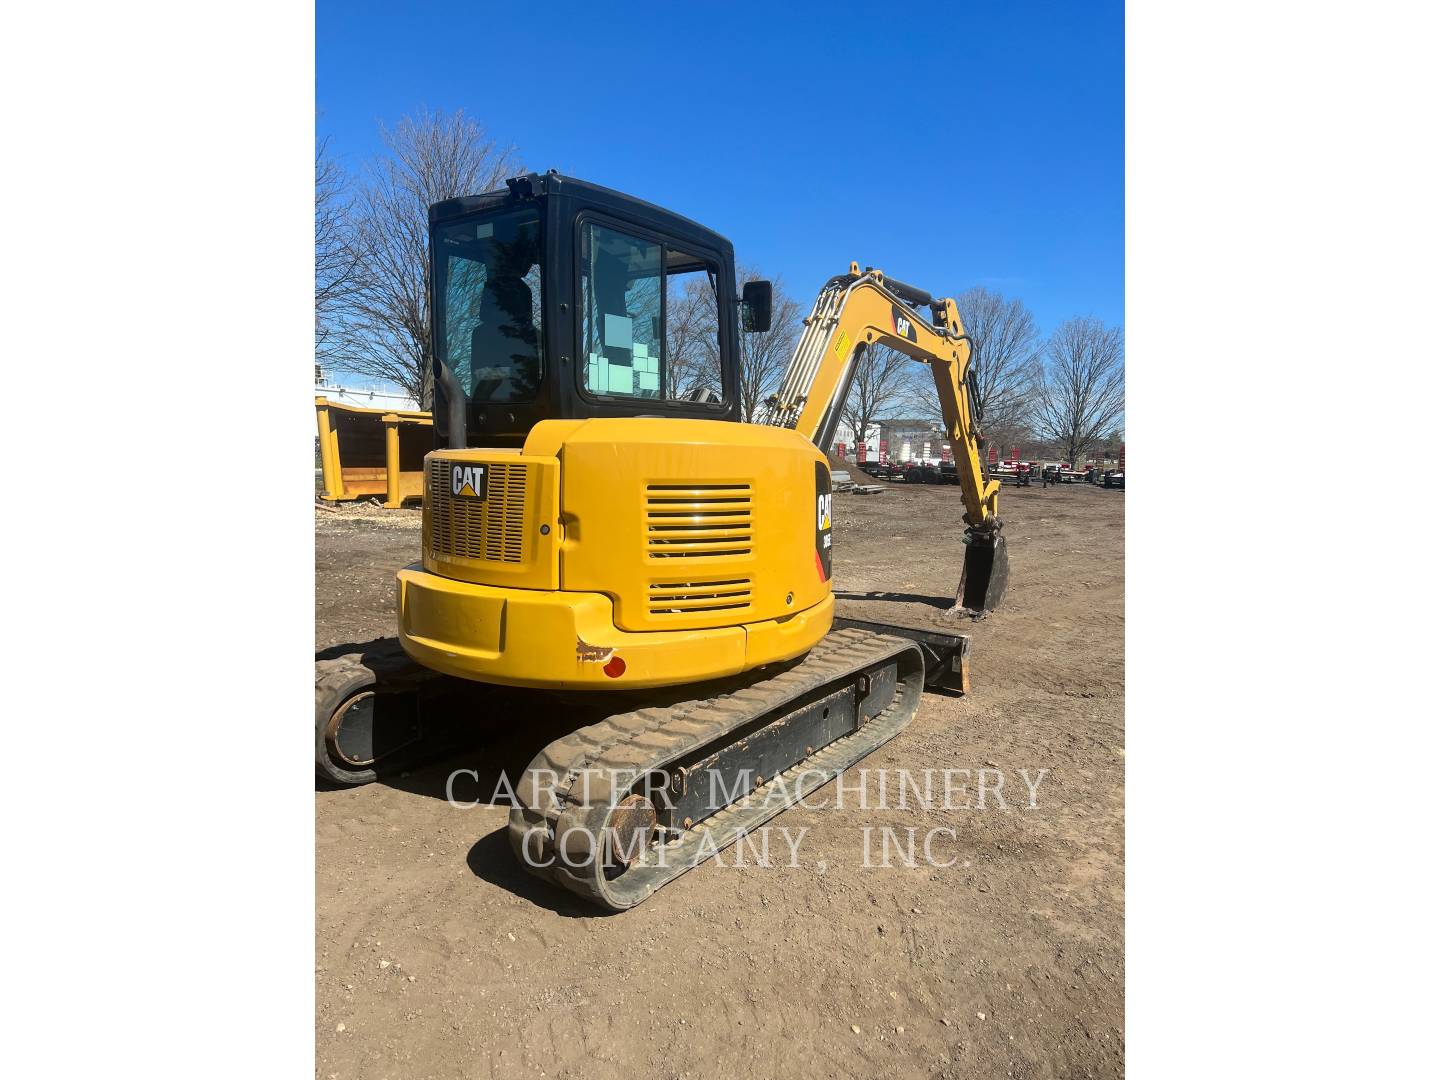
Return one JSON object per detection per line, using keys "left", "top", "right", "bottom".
{"left": 314, "top": 650, "right": 427, "bottom": 786}
{"left": 606, "top": 794, "right": 658, "bottom": 868}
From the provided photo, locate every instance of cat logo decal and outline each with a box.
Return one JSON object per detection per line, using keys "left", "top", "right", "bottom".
{"left": 891, "top": 305, "right": 918, "bottom": 342}
{"left": 814, "top": 462, "right": 833, "bottom": 581}
{"left": 450, "top": 463, "right": 487, "bottom": 499}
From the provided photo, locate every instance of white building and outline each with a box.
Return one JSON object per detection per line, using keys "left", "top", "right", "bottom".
{"left": 314, "top": 380, "right": 420, "bottom": 412}
{"left": 832, "top": 419, "right": 952, "bottom": 465}
{"left": 831, "top": 422, "right": 880, "bottom": 463}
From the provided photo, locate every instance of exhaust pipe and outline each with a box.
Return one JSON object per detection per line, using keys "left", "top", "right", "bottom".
{"left": 957, "top": 528, "right": 1010, "bottom": 613}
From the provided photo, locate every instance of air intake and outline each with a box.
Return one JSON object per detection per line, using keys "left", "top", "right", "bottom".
{"left": 427, "top": 459, "right": 527, "bottom": 563}
{"left": 644, "top": 484, "right": 752, "bottom": 559}
{"left": 647, "top": 579, "right": 753, "bottom": 616}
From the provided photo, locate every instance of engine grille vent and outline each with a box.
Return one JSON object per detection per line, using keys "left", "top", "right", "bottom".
{"left": 645, "top": 484, "right": 752, "bottom": 559}
{"left": 647, "top": 579, "right": 753, "bottom": 616}
{"left": 427, "top": 459, "right": 527, "bottom": 563}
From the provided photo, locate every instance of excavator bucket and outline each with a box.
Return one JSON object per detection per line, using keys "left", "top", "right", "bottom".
{"left": 957, "top": 531, "right": 1010, "bottom": 613}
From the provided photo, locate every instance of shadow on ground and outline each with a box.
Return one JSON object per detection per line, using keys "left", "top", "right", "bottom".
{"left": 834, "top": 590, "right": 955, "bottom": 610}
{"left": 464, "top": 826, "right": 613, "bottom": 918}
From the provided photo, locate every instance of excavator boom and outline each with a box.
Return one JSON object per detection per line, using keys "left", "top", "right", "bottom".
{"left": 762, "top": 264, "right": 1009, "bottom": 612}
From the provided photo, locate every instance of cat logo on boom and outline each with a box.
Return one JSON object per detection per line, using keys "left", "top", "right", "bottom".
{"left": 450, "top": 463, "right": 487, "bottom": 499}
{"left": 891, "top": 305, "right": 918, "bottom": 342}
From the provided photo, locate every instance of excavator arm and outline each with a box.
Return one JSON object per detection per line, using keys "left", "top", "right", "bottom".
{"left": 762, "top": 264, "right": 1009, "bottom": 612}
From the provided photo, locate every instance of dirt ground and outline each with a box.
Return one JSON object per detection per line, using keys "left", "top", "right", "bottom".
{"left": 315, "top": 479, "right": 1124, "bottom": 1079}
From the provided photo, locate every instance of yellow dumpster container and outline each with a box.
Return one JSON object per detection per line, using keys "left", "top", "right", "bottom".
{"left": 315, "top": 397, "right": 433, "bottom": 508}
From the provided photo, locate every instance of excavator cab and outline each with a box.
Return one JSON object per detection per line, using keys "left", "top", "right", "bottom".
{"left": 428, "top": 172, "right": 1006, "bottom": 615}
{"left": 428, "top": 171, "right": 767, "bottom": 450}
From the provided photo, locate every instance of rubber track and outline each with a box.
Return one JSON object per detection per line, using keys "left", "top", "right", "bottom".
{"left": 507, "top": 628, "right": 925, "bottom": 909}
{"left": 314, "top": 642, "right": 448, "bottom": 784}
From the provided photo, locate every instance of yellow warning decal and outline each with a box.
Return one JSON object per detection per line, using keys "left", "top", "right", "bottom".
{"left": 833, "top": 328, "right": 850, "bottom": 360}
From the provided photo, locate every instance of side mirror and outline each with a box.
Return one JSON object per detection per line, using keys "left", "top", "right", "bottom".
{"left": 741, "top": 279, "right": 773, "bottom": 333}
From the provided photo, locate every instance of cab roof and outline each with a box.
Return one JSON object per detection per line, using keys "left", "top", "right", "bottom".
{"left": 428, "top": 171, "right": 734, "bottom": 260}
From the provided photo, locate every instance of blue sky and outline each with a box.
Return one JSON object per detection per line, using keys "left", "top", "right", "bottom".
{"left": 318, "top": 1, "right": 1122, "bottom": 337}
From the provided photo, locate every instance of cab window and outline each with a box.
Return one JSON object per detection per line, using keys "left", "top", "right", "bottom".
{"left": 579, "top": 222, "right": 724, "bottom": 403}
{"left": 434, "top": 208, "right": 543, "bottom": 403}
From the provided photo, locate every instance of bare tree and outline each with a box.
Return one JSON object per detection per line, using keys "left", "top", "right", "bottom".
{"left": 737, "top": 269, "right": 802, "bottom": 422}
{"left": 979, "top": 417, "right": 1038, "bottom": 461}
{"left": 841, "top": 343, "right": 913, "bottom": 453}
{"left": 1029, "top": 316, "right": 1125, "bottom": 466}
{"left": 955, "top": 287, "right": 1039, "bottom": 431}
{"left": 899, "top": 286, "right": 1038, "bottom": 435}
{"left": 338, "top": 109, "right": 518, "bottom": 406}
{"left": 664, "top": 275, "right": 722, "bottom": 399}
{"left": 314, "top": 136, "right": 358, "bottom": 372}
{"left": 731, "top": 268, "right": 802, "bottom": 422}
{"left": 1099, "top": 428, "right": 1125, "bottom": 463}
{"left": 656, "top": 266, "right": 800, "bottom": 416}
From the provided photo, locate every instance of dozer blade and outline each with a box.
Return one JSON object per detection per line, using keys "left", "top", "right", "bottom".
{"left": 957, "top": 530, "right": 1010, "bottom": 613}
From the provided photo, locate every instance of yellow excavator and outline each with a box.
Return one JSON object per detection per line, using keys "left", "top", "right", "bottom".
{"left": 315, "top": 172, "right": 1007, "bottom": 909}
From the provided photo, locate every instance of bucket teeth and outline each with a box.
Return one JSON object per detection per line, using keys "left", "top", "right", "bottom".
{"left": 958, "top": 530, "right": 1010, "bottom": 612}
